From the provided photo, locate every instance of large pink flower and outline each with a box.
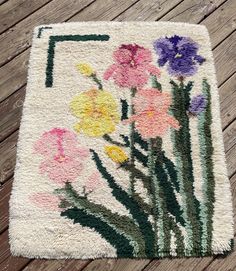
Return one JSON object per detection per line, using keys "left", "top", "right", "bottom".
{"left": 104, "top": 44, "right": 160, "bottom": 88}
{"left": 125, "top": 89, "right": 180, "bottom": 139}
{"left": 34, "top": 128, "right": 89, "bottom": 184}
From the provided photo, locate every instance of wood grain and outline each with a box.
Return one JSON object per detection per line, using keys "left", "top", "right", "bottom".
{"left": 214, "top": 31, "right": 236, "bottom": 86}
{"left": 0, "top": 178, "right": 12, "bottom": 233}
{"left": 82, "top": 259, "right": 150, "bottom": 271}
{"left": 22, "top": 259, "right": 90, "bottom": 271}
{"left": 0, "top": 0, "right": 95, "bottom": 67}
{"left": 161, "top": 0, "right": 225, "bottom": 23}
{"left": 0, "top": 130, "right": 18, "bottom": 185}
{"left": 220, "top": 72, "right": 236, "bottom": 130}
{"left": 0, "top": 0, "right": 52, "bottom": 34}
{"left": 0, "top": 85, "right": 25, "bottom": 142}
{"left": 202, "top": 0, "right": 236, "bottom": 48}
{"left": 0, "top": 50, "right": 28, "bottom": 103}
{"left": 69, "top": 0, "right": 139, "bottom": 21}
{"left": 115, "top": 0, "right": 183, "bottom": 21}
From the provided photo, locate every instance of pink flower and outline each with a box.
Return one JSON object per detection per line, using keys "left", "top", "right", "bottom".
{"left": 125, "top": 89, "right": 180, "bottom": 139}
{"left": 34, "top": 128, "right": 89, "bottom": 184}
{"left": 104, "top": 44, "right": 160, "bottom": 88}
{"left": 29, "top": 193, "right": 61, "bottom": 211}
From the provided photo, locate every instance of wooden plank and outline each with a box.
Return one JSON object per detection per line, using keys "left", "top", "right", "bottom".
{"left": 0, "top": 256, "right": 30, "bottom": 271}
{"left": 220, "top": 73, "right": 236, "bottom": 130}
{"left": 0, "top": 230, "right": 10, "bottom": 265}
{"left": 202, "top": 0, "right": 236, "bottom": 48}
{"left": 82, "top": 259, "right": 150, "bottom": 271}
{"left": 0, "top": 0, "right": 8, "bottom": 5}
{"left": 0, "top": 49, "right": 28, "bottom": 103}
{"left": 0, "top": 130, "right": 18, "bottom": 185}
{"left": 223, "top": 121, "right": 236, "bottom": 153}
{"left": 161, "top": 0, "right": 225, "bottom": 23}
{"left": 0, "top": 0, "right": 95, "bottom": 67}
{"left": 214, "top": 31, "right": 236, "bottom": 86}
{"left": 22, "top": 259, "right": 90, "bottom": 271}
{"left": 0, "top": 178, "right": 12, "bottom": 233}
{"left": 0, "top": 85, "right": 25, "bottom": 142}
{"left": 0, "top": 228, "right": 31, "bottom": 270}
{"left": 69, "top": 0, "right": 139, "bottom": 21}
{"left": 161, "top": 0, "right": 236, "bottom": 49}
{"left": 0, "top": 0, "right": 52, "bottom": 34}
{"left": 226, "top": 140, "right": 236, "bottom": 178}
{"left": 203, "top": 241, "right": 236, "bottom": 270}
{"left": 142, "top": 257, "right": 213, "bottom": 271}
{"left": 114, "top": 0, "right": 183, "bottom": 21}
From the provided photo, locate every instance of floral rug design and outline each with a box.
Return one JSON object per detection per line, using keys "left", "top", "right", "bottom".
{"left": 9, "top": 22, "right": 233, "bottom": 259}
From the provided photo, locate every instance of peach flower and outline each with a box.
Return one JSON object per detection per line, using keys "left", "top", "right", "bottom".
{"left": 125, "top": 88, "right": 180, "bottom": 138}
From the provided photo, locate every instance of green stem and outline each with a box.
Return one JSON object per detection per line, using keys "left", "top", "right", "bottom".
{"left": 148, "top": 138, "right": 160, "bottom": 254}
{"left": 91, "top": 73, "right": 103, "bottom": 89}
{"left": 129, "top": 87, "right": 137, "bottom": 195}
{"left": 198, "top": 79, "right": 215, "bottom": 254}
{"left": 103, "top": 134, "right": 126, "bottom": 147}
{"left": 170, "top": 79, "right": 201, "bottom": 253}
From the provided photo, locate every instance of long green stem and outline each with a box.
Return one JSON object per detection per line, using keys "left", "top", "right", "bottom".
{"left": 148, "top": 138, "right": 160, "bottom": 253}
{"left": 198, "top": 79, "right": 215, "bottom": 254}
{"left": 170, "top": 79, "right": 201, "bottom": 253}
{"left": 129, "top": 87, "right": 137, "bottom": 195}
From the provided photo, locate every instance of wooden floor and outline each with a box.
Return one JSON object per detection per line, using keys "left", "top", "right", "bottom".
{"left": 0, "top": 0, "right": 235, "bottom": 270}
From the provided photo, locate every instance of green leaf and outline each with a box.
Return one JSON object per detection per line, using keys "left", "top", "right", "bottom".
{"left": 90, "top": 149, "right": 156, "bottom": 257}
{"left": 151, "top": 75, "right": 162, "bottom": 90}
{"left": 61, "top": 207, "right": 134, "bottom": 257}
{"left": 62, "top": 182, "right": 146, "bottom": 257}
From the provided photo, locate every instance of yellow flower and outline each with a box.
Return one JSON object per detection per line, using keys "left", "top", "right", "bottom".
{"left": 104, "top": 145, "right": 128, "bottom": 163}
{"left": 76, "top": 63, "right": 94, "bottom": 77}
{"left": 70, "top": 89, "right": 120, "bottom": 137}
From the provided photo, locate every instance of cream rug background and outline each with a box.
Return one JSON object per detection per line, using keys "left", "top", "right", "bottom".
{"left": 9, "top": 22, "right": 233, "bottom": 259}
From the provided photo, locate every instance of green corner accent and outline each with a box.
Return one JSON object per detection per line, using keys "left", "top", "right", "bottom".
{"left": 45, "top": 34, "right": 110, "bottom": 87}
{"left": 90, "top": 149, "right": 156, "bottom": 257}
{"left": 198, "top": 78, "right": 215, "bottom": 254}
{"left": 37, "top": 26, "right": 52, "bottom": 38}
{"left": 61, "top": 207, "right": 134, "bottom": 257}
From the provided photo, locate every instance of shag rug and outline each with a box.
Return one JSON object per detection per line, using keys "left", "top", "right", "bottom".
{"left": 10, "top": 22, "right": 233, "bottom": 259}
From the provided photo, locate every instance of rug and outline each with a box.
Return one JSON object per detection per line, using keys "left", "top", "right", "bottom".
{"left": 9, "top": 22, "right": 233, "bottom": 259}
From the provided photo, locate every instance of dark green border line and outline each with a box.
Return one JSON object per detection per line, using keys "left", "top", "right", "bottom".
{"left": 45, "top": 34, "right": 110, "bottom": 87}
{"left": 37, "top": 26, "right": 52, "bottom": 38}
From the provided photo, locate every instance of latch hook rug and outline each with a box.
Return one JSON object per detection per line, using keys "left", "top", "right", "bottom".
{"left": 9, "top": 22, "right": 233, "bottom": 259}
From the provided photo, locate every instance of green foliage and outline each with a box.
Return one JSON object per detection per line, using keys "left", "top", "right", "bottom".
{"left": 90, "top": 149, "right": 156, "bottom": 257}
{"left": 61, "top": 207, "right": 134, "bottom": 257}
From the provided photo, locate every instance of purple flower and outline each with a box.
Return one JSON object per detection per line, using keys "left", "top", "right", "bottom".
{"left": 153, "top": 35, "right": 206, "bottom": 77}
{"left": 189, "top": 94, "right": 207, "bottom": 115}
